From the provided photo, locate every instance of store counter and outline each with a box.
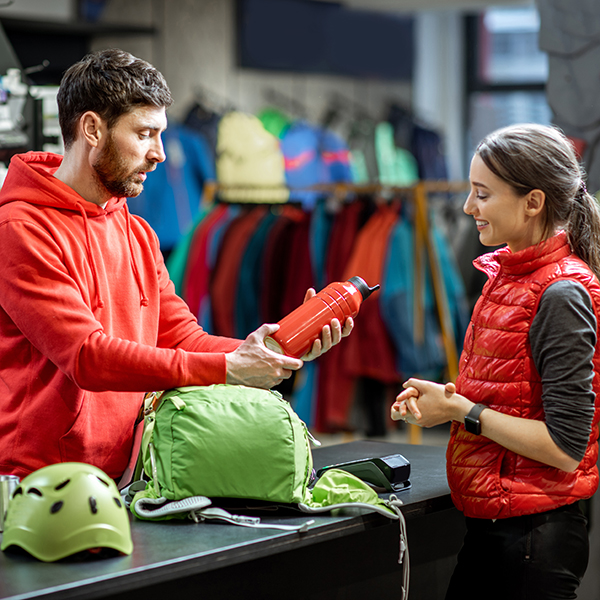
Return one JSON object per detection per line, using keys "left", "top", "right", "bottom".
{"left": 0, "top": 441, "right": 466, "bottom": 600}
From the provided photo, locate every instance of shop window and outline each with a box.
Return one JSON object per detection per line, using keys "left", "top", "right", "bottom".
{"left": 465, "top": 5, "right": 551, "bottom": 157}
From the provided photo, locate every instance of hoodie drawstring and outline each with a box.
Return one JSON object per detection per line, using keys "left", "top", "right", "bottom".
{"left": 125, "top": 205, "right": 149, "bottom": 307}
{"left": 76, "top": 202, "right": 105, "bottom": 310}
{"left": 76, "top": 202, "right": 149, "bottom": 309}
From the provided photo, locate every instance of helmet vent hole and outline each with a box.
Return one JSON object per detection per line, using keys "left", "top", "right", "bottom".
{"left": 27, "top": 487, "right": 43, "bottom": 496}
{"left": 96, "top": 476, "right": 110, "bottom": 488}
{"left": 13, "top": 486, "right": 23, "bottom": 496}
{"left": 54, "top": 479, "right": 71, "bottom": 490}
{"left": 89, "top": 496, "right": 98, "bottom": 514}
{"left": 50, "top": 501, "right": 63, "bottom": 514}
{"left": 113, "top": 497, "right": 122, "bottom": 508}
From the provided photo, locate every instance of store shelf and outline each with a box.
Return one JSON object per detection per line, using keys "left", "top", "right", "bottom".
{"left": 0, "top": 16, "right": 155, "bottom": 37}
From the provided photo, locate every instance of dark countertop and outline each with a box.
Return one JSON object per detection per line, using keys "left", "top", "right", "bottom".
{"left": 0, "top": 441, "right": 452, "bottom": 600}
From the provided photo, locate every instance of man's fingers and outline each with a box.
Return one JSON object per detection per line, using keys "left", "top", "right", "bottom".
{"left": 254, "top": 322, "right": 280, "bottom": 339}
{"left": 341, "top": 317, "right": 354, "bottom": 337}
{"left": 330, "top": 319, "right": 343, "bottom": 345}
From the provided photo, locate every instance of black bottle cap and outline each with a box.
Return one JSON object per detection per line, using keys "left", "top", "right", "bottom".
{"left": 347, "top": 276, "right": 380, "bottom": 300}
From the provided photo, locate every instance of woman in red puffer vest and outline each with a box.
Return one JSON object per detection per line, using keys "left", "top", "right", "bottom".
{"left": 392, "top": 123, "right": 600, "bottom": 600}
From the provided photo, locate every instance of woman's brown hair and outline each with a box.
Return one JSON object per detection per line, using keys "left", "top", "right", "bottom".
{"left": 476, "top": 123, "right": 600, "bottom": 280}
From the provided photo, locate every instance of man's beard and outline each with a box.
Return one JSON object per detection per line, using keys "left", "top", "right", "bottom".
{"left": 92, "top": 134, "right": 154, "bottom": 199}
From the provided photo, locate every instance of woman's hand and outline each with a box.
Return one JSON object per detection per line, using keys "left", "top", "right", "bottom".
{"left": 391, "top": 379, "right": 466, "bottom": 428}
{"left": 391, "top": 386, "right": 421, "bottom": 424}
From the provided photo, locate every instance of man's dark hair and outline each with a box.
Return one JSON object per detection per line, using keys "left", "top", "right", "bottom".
{"left": 57, "top": 48, "right": 173, "bottom": 149}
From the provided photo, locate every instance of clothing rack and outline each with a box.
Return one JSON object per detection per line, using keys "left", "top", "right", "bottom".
{"left": 203, "top": 180, "right": 469, "bottom": 203}
{"left": 202, "top": 180, "right": 469, "bottom": 443}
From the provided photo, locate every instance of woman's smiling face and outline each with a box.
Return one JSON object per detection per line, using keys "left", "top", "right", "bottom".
{"left": 464, "top": 154, "right": 545, "bottom": 253}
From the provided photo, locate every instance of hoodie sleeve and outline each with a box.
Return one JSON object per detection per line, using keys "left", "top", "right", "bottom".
{"left": 0, "top": 212, "right": 241, "bottom": 393}
{"left": 75, "top": 277, "right": 244, "bottom": 391}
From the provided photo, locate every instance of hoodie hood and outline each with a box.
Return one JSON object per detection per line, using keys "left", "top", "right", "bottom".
{"left": 0, "top": 152, "right": 127, "bottom": 215}
{"left": 0, "top": 152, "right": 145, "bottom": 309}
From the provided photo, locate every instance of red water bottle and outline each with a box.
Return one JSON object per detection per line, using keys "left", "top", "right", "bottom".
{"left": 264, "top": 276, "right": 380, "bottom": 358}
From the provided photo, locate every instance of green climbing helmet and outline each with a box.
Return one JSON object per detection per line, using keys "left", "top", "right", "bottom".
{"left": 1, "top": 462, "right": 133, "bottom": 562}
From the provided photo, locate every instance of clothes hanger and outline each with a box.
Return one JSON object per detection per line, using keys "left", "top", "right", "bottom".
{"left": 262, "top": 88, "right": 307, "bottom": 120}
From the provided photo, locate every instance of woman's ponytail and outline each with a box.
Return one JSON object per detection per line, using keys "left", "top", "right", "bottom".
{"left": 567, "top": 182, "right": 600, "bottom": 281}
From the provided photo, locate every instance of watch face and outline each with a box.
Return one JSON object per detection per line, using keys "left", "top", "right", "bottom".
{"left": 464, "top": 415, "right": 481, "bottom": 436}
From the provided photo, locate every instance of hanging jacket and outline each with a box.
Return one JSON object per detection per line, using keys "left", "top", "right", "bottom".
{"left": 260, "top": 205, "right": 306, "bottom": 324}
{"left": 379, "top": 213, "right": 445, "bottom": 379}
{"left": 279, "top": 209, "right": 315, "bottom": 319}
{"left": 235, "top": 209, "right": 279, "bottom": 338}
{"left": 216, "top": 111, "right": 289, "bottom": 203}
{"left": 165, "top": 200, "right": 213, "bottom": 297}
{"left": 210, "top": 206, "right": 268, "bottom": 337}
{"left": 0, "top": 152, "right": 241, "bottom": 480}
{"left": 341, "top": 202, "right": 401, "bottom": 384}
{"left": 315, "top": 199, "right": 367, "bottom": 431}
{"left": 281, "top": 121, "right": 352, "bottom": 210}
{"left": 180, "top": 203, "right": 230, "bottom": 317}
{"left": 198, "top": 205, "right": 241, "bottom": 332}
{"left": 448, "top": 232, "right": 600, "bottom": 519}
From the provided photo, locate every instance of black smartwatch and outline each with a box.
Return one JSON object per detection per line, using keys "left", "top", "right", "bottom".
{"left": 464, "top": 403, "right": 488, "bottom": 435}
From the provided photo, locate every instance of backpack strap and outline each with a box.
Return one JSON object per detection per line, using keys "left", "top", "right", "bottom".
{"left": 133, "top": 495, "right": 212, "bottom": 518}
{"left": 117, "top": 391, "right": 163, "bottom": 490}
{"left": 189, "top": 506, "right": 314, "bottom": 532}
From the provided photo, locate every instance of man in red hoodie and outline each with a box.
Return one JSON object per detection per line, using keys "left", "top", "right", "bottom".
{"left": 0, "top": 49, "right": 350, "bottom": 482}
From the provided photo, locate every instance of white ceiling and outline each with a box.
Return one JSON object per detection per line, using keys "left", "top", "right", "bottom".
{"left": 313, "top": 0, "right": 533, "bottom": 13}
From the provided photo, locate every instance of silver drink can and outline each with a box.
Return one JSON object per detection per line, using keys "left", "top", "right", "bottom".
{"left": 0, "top": 475, "right": 20, "bottom": 533}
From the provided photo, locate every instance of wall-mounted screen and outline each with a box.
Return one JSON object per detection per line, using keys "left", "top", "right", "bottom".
{"left": 237, "top": 0, "right": 414, "bottom": 81}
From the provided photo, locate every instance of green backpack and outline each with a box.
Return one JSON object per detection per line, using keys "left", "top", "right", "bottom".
{"left": 132, "top": 384, "right": 315, "bottom": 511}
{"left": 130, "top": 388, "right": 403, "bottom": 531}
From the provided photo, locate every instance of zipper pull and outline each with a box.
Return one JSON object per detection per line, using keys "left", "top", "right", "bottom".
{"left": 303, "top": 422, "right": 321, "bottom": 446}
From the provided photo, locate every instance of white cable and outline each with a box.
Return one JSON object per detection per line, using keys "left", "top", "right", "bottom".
{"left": 389, "top": 495, "right": 410, "bottom": 600}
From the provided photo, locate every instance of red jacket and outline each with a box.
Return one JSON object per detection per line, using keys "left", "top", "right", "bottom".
{"left": 448, "top": 232, "right": 600, "bottom": 519}
{"left": 0, "top": 152, "right": 241, "bottom": 480}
